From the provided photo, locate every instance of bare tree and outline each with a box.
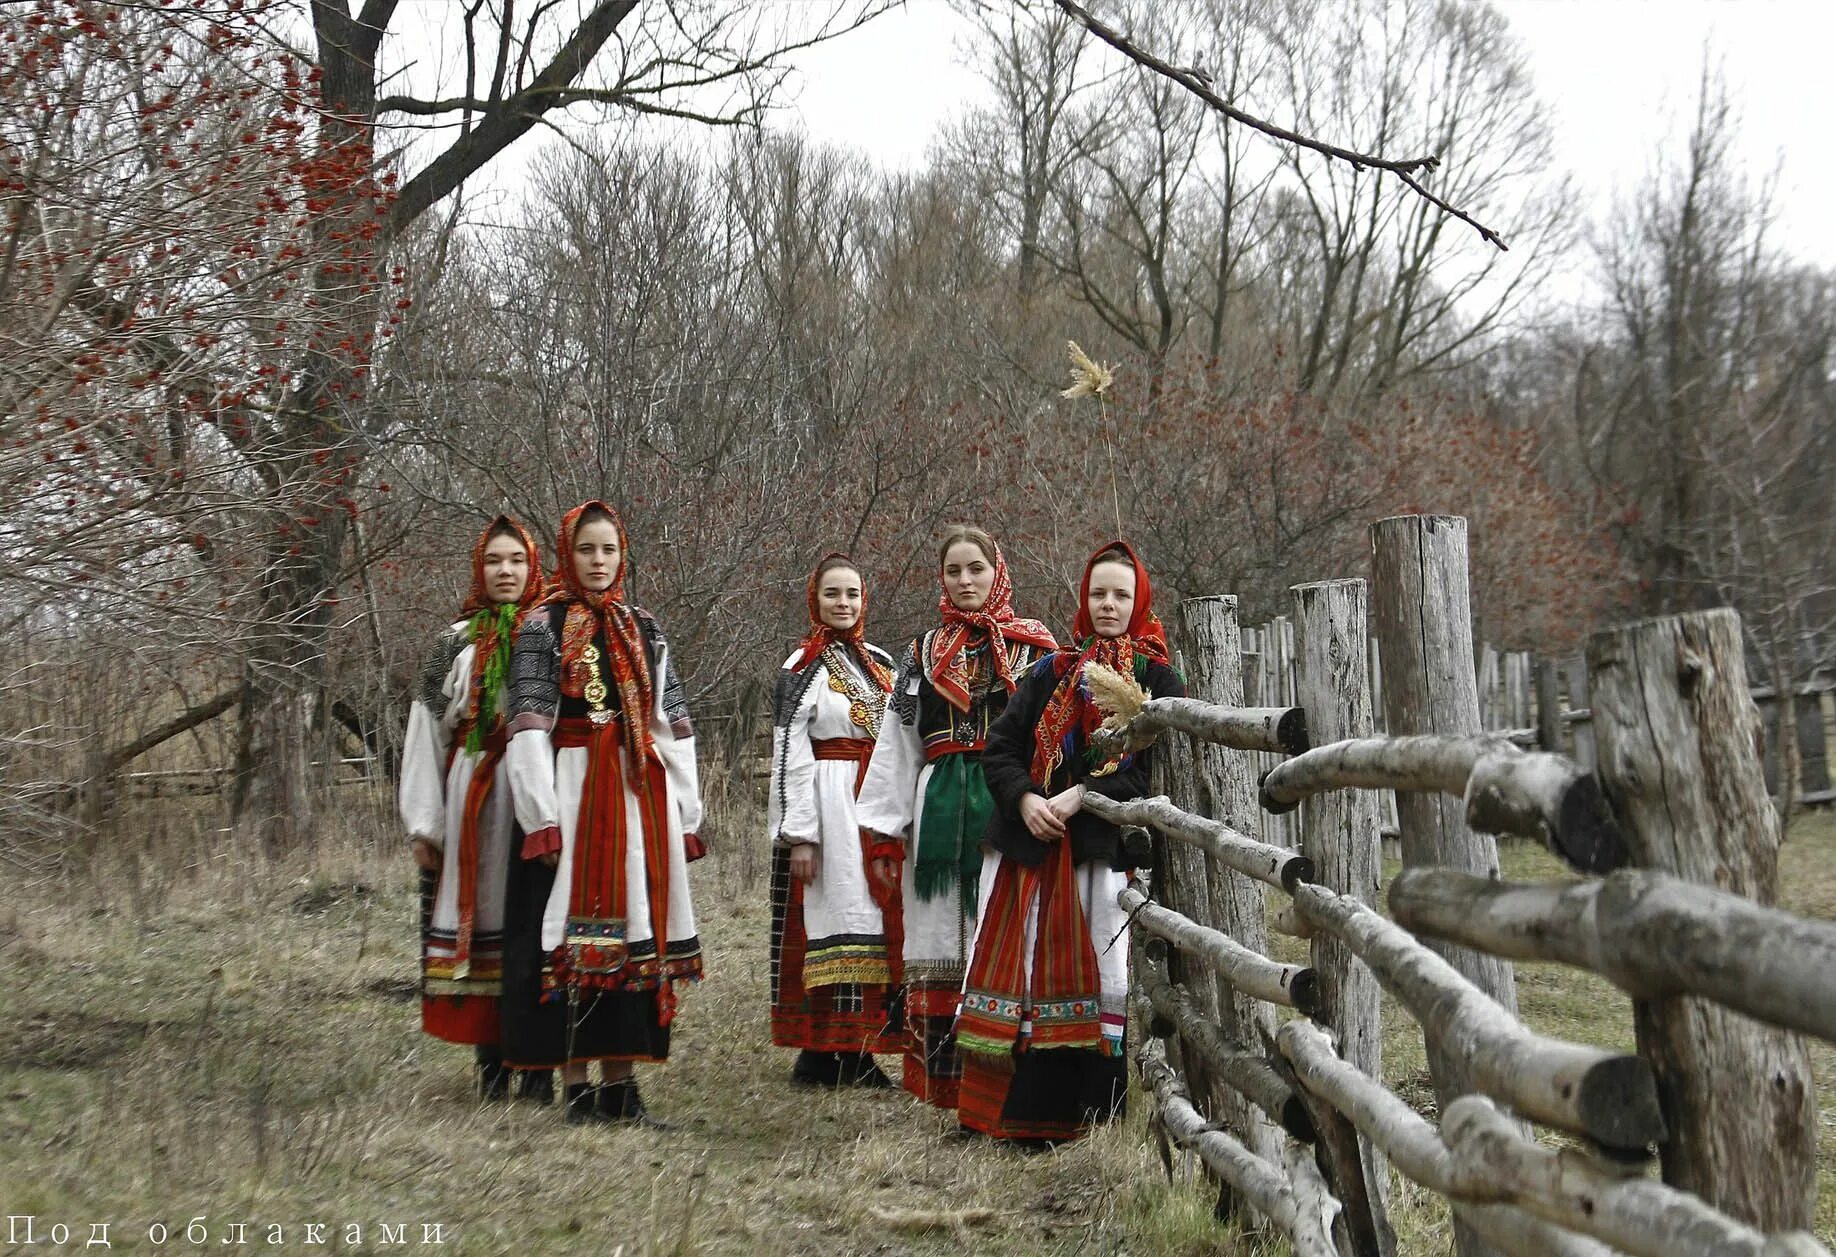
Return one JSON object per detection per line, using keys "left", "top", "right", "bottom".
{"left": 5, "top": 0, "right": 887, "bottom": 852}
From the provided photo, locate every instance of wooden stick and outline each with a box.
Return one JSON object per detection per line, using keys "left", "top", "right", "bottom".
{"left": 1122, "top": 883, "right": 1319, "bottom": 1012}
{"left": 1084, "top": 792, "right": 1312, "bottom": 890}
{"left": 1290, "top": 880, "right": 1664, "bottom": 1152}
{"left": 1151, "top": 593, "right": 1284, "bottom": 1175}
{"left": 1388, "top": 867, "right": 1836, "bottom": 1046}
{"left": 1369, "top": 516, "right": 1520, "bottom": 1253}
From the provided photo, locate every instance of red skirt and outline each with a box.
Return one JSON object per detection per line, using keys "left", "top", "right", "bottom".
{"left": 769, "top": 847, "right": 901, "bottom": 1053}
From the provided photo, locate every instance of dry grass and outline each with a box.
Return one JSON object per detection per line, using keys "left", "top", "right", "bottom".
{"left": 4, "top": 788, "right": 1835, "bottom": 1253}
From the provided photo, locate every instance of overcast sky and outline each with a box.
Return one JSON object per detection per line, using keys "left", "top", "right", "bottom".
{"left": 776, "top": 0, "right": 1835, "bottom": 271}
{"left": 398, "top": 0, "right": 1836, "bottom": 304}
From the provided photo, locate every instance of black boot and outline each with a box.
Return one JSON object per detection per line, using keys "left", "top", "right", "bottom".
{"left": 598, "top": 1077, "right": 674, "bottom": 1130}
{"left": 837, "top": 1052, "right": 893, "bottom": 1090}
{"left": 562, "top": 1081, "right": 606, "bottom": 1125}
{"left": 790, "top": 1050, "right": 842, "bottom": 1087}
{"left": 476, "top": 1048, "right": 511, "bottom": 1101}
{"left": 513, "top": 1068, "right": 554, "bottom": 1106}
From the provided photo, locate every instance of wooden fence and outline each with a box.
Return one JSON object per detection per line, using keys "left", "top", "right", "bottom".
{"left": 1097, "top": 514, "right": 1834, "bottom": 1257}
{"left": 1237, "top": 622, "right": 1834, "bottom": 852}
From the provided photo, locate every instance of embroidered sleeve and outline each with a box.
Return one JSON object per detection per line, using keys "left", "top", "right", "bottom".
{"left": 638, "top": 609, "right": 693, "bottom": 738}
{"left": 641, "top": 616, "right": 703, "bottom": 835}
{"left": 506, "top": 612, "right": 561, "bottom": 839}
{"left": 887, "top": 639, "right": 921, "bottom": 726}
{"left": 397, "top": 700, "right": 446, "bottom": 844}
{"left": 415, "top": 624, "right": 467, "bottom": 724}
{"left": 399, "top": 626, "right": 466, "bottom": 843}
{"left": 508, "top": 609, "right": 559, "bottom": 735}
{"left": 772, "top": 670, "right": 821, "bottom": 845}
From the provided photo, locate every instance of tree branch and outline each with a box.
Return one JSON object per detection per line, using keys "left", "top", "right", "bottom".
{"left": 1052, "top": 0, "right": 1508, "bottom": 250}
{"left": 377, "top": 85, "right": 757, "bottom": 128}
{"left": 381, "top": 0, "right": 640, "bottom": 241}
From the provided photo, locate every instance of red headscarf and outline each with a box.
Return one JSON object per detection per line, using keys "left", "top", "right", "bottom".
{"left": 926, "top": 536, "right": 1056, "bottom": 712}
{"left": 460, "top": 514, "right": 545, "bottom": 616}
{"left": 1030, "top": 540, "right": 1170, "bottom": 784}
{"left": 541, "top": 501, "right": 655, "bottom": 768}
{"left": 788, "top": 552, "right": 894, "bottom": 691}
{"left": 459, "top": 515, "right": 545, "bottom": 743}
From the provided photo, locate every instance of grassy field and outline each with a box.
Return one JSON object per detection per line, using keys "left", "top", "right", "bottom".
{"left": 3, "top": 788, "right": 1833, "bottom": 1254}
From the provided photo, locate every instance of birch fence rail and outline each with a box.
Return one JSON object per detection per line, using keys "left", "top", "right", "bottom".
{"left": 1097, "top": 514, "right": 1833, "bottom": 1257}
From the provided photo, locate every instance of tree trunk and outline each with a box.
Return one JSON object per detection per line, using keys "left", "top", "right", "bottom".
{"left": 1586, "top": 609, "right": 1817, "bottom": 1230}
{"left": 231, "top": 4, "right": 383, "bottom": 854}
{"left": 231, "top": 518, "right": 349, "bottom": 855}
{"left": 1291, "top": 578, "right": 1393, "bottom": 1257}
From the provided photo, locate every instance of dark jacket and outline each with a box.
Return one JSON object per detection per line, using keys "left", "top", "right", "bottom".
{"left": 979, "top": 652, "right": 1185, "bottom": 869}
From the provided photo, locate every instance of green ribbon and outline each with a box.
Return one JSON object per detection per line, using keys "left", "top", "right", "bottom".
{"left": 914, "top": 752, "right": 991, "bottom": 913}
{"left": 465, "top": 603, "right": 518, "bottom": 753}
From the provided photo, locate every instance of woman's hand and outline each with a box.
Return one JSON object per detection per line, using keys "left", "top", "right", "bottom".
{"left": 789, "top": 842, "right": 820, "bottom": 885}
{"left": 410, "top": 839, "right": 442, "bottom": 872}
{"left": 1019, "top": 792, "right": 1068, "bottom": 842}
{"left": 1046, "top": 784, "right": 1086, "bottom": 821}
{"left": 868, "top": 856, "right": 900, "bottom": 898}
{"left": 539, "top": 850, "right": 560, "bottom": 869}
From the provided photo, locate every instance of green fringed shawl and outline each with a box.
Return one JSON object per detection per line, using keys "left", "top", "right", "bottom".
{"left": 913, "top": 752, "right": 991, "bottom": 912}
{"left": 464, "top": 603, "right": 518, "bottom": 753}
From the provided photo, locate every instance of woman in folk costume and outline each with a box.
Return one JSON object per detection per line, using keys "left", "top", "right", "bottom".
{"left": 398, "top": 515, "right": 548, "bottom": 1101}
{"left": 856, "top": 526, "right": 1057, "bottom": 1108}
{"left": 957, "top": 541, "right": 1185, "bottom": 1144}
{"left": 768, "top": 554, "right": 902, "bottom": 1088}
{"left": 501, "top": 501, "right": 704, "bottom": 1126}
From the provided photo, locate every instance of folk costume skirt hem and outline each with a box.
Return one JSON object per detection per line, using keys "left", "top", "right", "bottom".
{"left": 769, "top": 847, "right": 900, "bottom": 1055}
{"left": 500, "top": 844, "right": 672, "bottom": 1068}
{"left": 422, "top": 995, "right": 500, "bottom": 1046}
{"left": 900, "top": 982, "right": 965, "bottom": 1109}
{"left": 957, "top": 1048, "right": 1127, "bottom": 1143}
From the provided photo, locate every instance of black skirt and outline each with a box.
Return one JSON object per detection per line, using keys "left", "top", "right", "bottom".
{"left": 498, "top": 850, "right": 671, "bottom": 1067}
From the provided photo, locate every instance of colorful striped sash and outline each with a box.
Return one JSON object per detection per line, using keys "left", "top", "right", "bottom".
{"left": 551, "top": 715, "right": 679, "bottom": 1025}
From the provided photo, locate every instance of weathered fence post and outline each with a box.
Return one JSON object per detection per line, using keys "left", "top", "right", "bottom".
{"left": 1292, "top": 579, "right": 1395, "bottom": 1257}
{"left": 1562, "top": 656, "right": 1595, "bottom": 769}
{"left": 1533, "top": 656, "right": 1563, "bottom": 754}
{"left": 1587, "top": 609, "right": 1818, "bottom": 1230}
{"left": 1369, "top": 514, "right": 1515, "bottom": 1257}
{"left": 1153, "top": 595, "right": 1282, "bottom": 1199}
